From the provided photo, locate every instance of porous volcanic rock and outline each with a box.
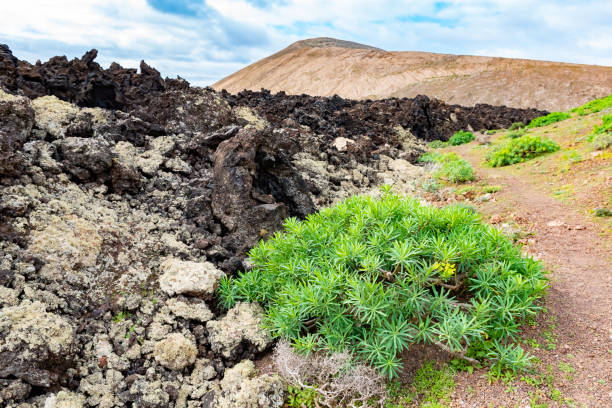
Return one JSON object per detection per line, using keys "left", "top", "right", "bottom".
{"left": 207, "top": 302, "right": 272, "bottom": 360}
{"left": 159, "top": 258, "right": 224, "bottom": 298}
{"left": 0, "top": 89, "right": 34, "bottom": 176}
{"left": 153, "top": 333, "right": 198, "bottom": 371}
{"left": 215, "top": 360, "right": 284, "bottom": 408}
{"left": 0, "top": 301, "right": 75, "bottom": 387}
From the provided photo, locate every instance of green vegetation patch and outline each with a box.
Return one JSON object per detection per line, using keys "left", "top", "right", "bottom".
{"left": 593, "top": 112, "right": 612, "bottom": 134}
{"left": 571, "top": 93, "right": 612, "bottom": 116}
{"left": 590, "top": 113, "right": 612, "bottom": 150}
{"left": 509, "top": 122, "right": 525, "bottom": 131}
{"left": 486, "top": 135, "right": 560, "bottom": 167}
{"left": 428, "top": 140, "right": 449, "bottom": 149}
{"left": 420, "top": 152, "right": 475, "bottom": 183}
{"left": 448, "top": 130, "right": 475, "bottom": 146}
{"left": 527, "top": 112, "right": 571, "bottom": 129}
{"left": 219, "top": 191, "right": 547, "bottom": 379}
{"left": 506, "top": 128, "right": 528, "bottom": 139}
{"left": 386, "top": 362, "right": 456, "bottom": 407}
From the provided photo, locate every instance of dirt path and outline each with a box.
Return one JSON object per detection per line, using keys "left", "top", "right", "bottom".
{"left": 444, "top": 144, "right": 612, "bottom": 407}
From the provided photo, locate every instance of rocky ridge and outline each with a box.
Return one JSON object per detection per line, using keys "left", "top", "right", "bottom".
{"left": 0, "top": 45, "right": 546, "bottom": 407}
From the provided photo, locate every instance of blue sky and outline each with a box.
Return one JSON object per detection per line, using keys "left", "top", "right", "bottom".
{"left": 1, "top": 1, "right": 611, "bottom": 86}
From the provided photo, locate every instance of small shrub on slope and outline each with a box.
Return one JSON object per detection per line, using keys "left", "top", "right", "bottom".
{"left": 219, "top": 190, "right": 547, "bottom": 379}
{"left": 486, "top": 135, "right": 560, "bottom": 167}
{"left": 449, "top": 130, "right": 475, "bottom": 146}
{"left": 420, "top": 152, "right": 475, "bottom": 183}
{"left": 428, "top": 140, "right": 449, "bottom": 149}
{"left": 590, "top": 113, "right": 612, "bottom": 150}
{"left": 527, "top": 112, "right": 571, "bottom": 128}
{"left": 571, "top": 93, "right": 612, "bottom": 116}
{"left": 506, "top": 128, "right": 527, "bottom": 139}
{"left": 509, "top": 122, "right": 525, "bottom": 131}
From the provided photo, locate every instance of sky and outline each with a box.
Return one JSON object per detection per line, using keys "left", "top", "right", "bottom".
{"left": 1, "top": 1, "right": 611, "bottom": 86}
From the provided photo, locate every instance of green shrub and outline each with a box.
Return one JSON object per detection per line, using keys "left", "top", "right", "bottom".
{"left": 593, "top": 112, "right": 612, "bottom": 134}
{"left": 506, "top": 128, "right": 527, "bottom": 139}
{"left": 486, "top": 135, "right": 560, "bottom": 167}
{"left": 449, "top": 130, "right": 475, "bottom": 146}
{"left": 592, "top": 133, "right": 612, "bottom": 150}
{"left": 509, "top": 122, "right": 525, "bottom": 131}
{"left": 420, "top": 152, "right": 475, "bottom": 183}
{"left": 589, "top": 113, "right": 612, "bottom": 150}
{"left": 594, "top": 208, "right": 612, "bottom": 217}
{"left": 219, "top": 191, "right": 547, "bottom": 379}
{"left": 527, "top": 112, "right": 571, "bottom": 128}
{"left": 571, "top": 93, "right": 612, "bottom": 116}
{"left": 482, "top": 185, "right": 502, "bottom": 193}
{"left": 429, "top": 140, "right": 449, "bottom": 149}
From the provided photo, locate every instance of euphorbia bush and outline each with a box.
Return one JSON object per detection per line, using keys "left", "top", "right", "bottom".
{"left": 486, "top": 135, "right": 560, "bottom": 167}
{"left": 219, "top": 190, "right": 547, "bottom": 378}
{"left": 449, "top": 130, "right": 474, "bottom": 146}
{"left": 527, "top": 112, "right": 570, "bottom": 128}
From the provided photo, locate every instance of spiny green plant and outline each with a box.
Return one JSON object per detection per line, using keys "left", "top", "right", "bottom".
{"left": 449, "top": 130, "right": 474, "bottom": 146}
{"left": 420, "top": 152, "right": 475, "bottom": 183}
{"left": 486, "top": 135, "right": 560, "bottom": 167}
{"left": 527, "top": 112, "right": 571, "bottom": 128}
{"left": 219, "top": 189, "right": 547, "bottom": 379}
{"left": 571, "top": 93, "right": 612, "bottom": 116}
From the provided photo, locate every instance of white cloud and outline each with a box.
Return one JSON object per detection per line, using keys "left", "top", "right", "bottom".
{"left": 1, "top": 0, "right": 611, "bottom": 85}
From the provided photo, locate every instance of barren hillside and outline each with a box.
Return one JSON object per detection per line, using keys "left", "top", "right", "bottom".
{"left": 214, "top": 37, "right": 612, "bottom": 111}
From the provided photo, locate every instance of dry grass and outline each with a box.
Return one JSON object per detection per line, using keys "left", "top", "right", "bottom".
{"left": 273, "top": 340, "right": 387, "bottom": 408}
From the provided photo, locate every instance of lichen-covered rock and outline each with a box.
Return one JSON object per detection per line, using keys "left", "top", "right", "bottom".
{"left": 0, "top": 89, "right": 34, "bottom": 176}
{"left": 167, "top": 298, "right": 214, "bottom": 322}
{"left": 55, "top": 136, "right": 114, "bottom": 181}
{"left": 158, "top": 257, "right": 224, "bottom": 298}
{"left": 31, "top": 95, "right": 84, "bottom": 139}
{"left": 331, "top": 137, "right": 355, "bottom": 152}
{"left": 44, "top": 390, "right": 86, "bottom": 408}
{"left": 206, "top": 302, "right": 272, "bottom": 359}
{"left": 233, "top": 106, "right": 268, "bottom": 130}
{"left": 164, "top": 156, "right": 192, "bottom": 174}
{"left": 0, "top": 300, "right": 74, "bottom": 387}
{"left": 216, "top": 360, "right": 284, "bottom": 408}
{"left": 129, "top": 379, "right": 170, "bottom": 408}
{"left": 153, "top": 333, "right": 197, "bottom": 371}
{"left": 28, "top": 214, "right": 102, "bottom": 282}
{"left": 0, "top": 378, "right": 31, "bottom": 403}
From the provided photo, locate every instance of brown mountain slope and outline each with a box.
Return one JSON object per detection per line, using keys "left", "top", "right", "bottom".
{"left": 213, "top": 37, "right": 612, "bottom": 111}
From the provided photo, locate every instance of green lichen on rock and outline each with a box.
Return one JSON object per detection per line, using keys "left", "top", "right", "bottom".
{"left": 216, "top": 360, "right": 284, "bottom": 408}
{"left": 206, "top": 302, "right": 272, "bottom": 359}
{"left": 153, "top": 333, "right": 198, "bottom": 371}
{"left": 0, "top": 301, "right": 74, "bottom": 387}
{"left": 159, "top": 257, "right": 225, "bottom": 298}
